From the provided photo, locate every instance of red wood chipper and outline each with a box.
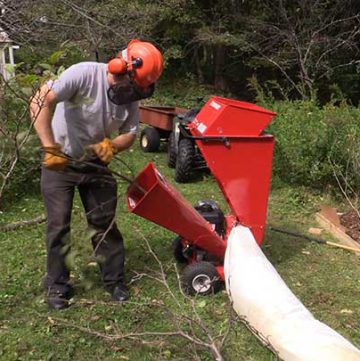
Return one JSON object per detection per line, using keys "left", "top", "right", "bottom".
{"left": 126, "top": 96, "right": 276, "bottom": 295}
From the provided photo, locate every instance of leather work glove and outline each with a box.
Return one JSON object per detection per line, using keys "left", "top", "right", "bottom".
{"left": 42, "top": 143, "right": 69, "bottom": 171}
{"left": 89, "top": 138, "right": 117, "bottom": 163}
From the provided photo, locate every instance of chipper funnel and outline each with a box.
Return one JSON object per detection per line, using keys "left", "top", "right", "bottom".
{"left": 126, "top": 163, "right": 226, "bottom": 259}
{"left": 188, "top": 96, "right": 276, "bottom": 245}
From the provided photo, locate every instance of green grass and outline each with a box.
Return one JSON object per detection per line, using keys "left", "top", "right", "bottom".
{"left": 1, "top": 136, "right": 360, "bottom": 361}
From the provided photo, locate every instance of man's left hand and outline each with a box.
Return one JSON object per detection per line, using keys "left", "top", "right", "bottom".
{"left": 89, "top": 138, "right": 117, "bottom": 163}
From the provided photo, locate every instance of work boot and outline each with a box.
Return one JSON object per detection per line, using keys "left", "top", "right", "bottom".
{"left": 109, "top": 283, "right": 129, "bottom": 302}
{"left": 47, "top": 288, "right": 71, "bottom": 310}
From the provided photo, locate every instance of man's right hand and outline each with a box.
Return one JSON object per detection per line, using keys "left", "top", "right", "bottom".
{"left": 42, "top": 144, "right": 69, "bottom": 171}
{"left": 88, "top": 138, "right": 117, "bottom": 164}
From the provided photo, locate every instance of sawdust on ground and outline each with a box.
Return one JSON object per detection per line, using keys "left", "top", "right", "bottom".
{"left": 340, "top": 210, "right": 360, "bottom": 244}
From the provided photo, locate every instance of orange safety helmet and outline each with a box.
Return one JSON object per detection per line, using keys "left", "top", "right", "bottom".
{"left": 108, "top": 39, "right": 163, "bottom": 88}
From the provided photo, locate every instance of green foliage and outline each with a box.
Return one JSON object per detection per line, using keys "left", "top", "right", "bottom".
{"left": 147, "top": 77, "right": 219, "bottom": 109}
{"left": 5, "top": 0, "right": 360, "bottom": 103}
{"left": 0, "top": 78, "right": 39, "bottom": 198}
{"left": 0, "top": 47, "right": 89, "bottom": 206}
{"left": 16, "top": 42, "right": 88, "bottom": 76}
{"left": 266, "top": 100, "right": 360, "bottom": 190}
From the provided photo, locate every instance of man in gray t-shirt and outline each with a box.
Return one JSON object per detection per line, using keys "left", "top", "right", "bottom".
{"left": 30, "top": 40, "right": 163, "bottom": 310}
{"left": 48, "top": 62, "right": 140, "bottom": 159}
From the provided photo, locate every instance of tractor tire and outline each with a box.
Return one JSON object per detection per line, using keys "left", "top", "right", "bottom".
{"left": 181, "top": 262, "right": 222, "bottom": 296}
{"left": 140, "top": 127, "right": 160, "bottom": 152}
{"left": 167, "top": 131, "right": 177, "bottom": 168}
{"left": 175, "top": 138, "right": 194, "bottom": 183}
{"left": 172, "top": 236, "right": 188, "bottom": 263}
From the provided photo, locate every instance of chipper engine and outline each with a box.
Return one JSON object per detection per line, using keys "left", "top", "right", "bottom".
{"left": 126, "top": 96, "right": 276, "bottom": 295}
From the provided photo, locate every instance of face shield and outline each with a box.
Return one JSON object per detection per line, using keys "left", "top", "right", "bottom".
{"left": 107, "top": 76, "right": 155, "bottom": 105}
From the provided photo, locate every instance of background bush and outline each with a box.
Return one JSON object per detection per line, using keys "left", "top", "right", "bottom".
{"left": 265, "top": 100, "right": 360, "bottom": 191}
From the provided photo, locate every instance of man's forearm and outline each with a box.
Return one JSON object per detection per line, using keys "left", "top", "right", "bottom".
{"left": 112, "top": 133, "right": 136, "bottom": 153}
{"left": 31, "top": 103, "right": 56, "bottom": 147}
{"left": 30, "top": 86, "right": 57, "bottom": 147}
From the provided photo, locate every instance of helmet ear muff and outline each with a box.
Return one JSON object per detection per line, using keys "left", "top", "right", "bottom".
{"left": 108, "top": 57, "right": 127, "bottom": 74}
{"left": 108, "top": 40, "right": 163, "bottom": 87}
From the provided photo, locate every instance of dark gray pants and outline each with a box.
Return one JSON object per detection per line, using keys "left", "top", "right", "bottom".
{"left": 41, "top": 164, "right": 124, "bottom": 294}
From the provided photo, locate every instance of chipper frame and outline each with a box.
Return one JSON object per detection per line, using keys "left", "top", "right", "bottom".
{"left": 126, "top": 96, "right": 276, "bottom": 295}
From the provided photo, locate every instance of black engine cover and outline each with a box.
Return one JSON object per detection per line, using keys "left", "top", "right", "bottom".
{"left": 194, "top": 200, "right": 225, "bottom": 237}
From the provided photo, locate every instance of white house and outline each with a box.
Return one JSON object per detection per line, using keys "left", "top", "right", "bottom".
{"left": 0, "top": 28, "right": 19, "bottom": 81}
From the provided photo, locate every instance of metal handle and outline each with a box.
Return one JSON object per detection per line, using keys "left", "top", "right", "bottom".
{"left": 179, "top": 125, "right": 230, "bottom": 146}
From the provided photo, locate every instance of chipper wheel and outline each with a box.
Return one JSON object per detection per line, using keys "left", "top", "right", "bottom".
{"left": 175, "top": 138, "right": 194, "bottom": 183}
{"left": 140, "top": 127, "right": 161, "bottom": 152}
{"left": 181, "top": 262, "right": 222, "bottom": 295}
{"left": 167, "top": 131, "right": 177, "bottom": 168}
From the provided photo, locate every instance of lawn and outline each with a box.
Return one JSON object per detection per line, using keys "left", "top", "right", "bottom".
{"left": 1, "top": 134, "right": 360, "bottom": 361}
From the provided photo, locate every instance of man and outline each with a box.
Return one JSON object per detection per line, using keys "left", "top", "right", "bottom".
{"left": 30, "top": 40, "right": 163, "bottom": 310}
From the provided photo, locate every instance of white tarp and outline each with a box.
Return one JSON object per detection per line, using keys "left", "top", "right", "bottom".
{"left": 224, "top": 225, "right": 360, "bottom": 361}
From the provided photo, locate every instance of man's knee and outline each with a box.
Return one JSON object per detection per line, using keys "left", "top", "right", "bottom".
{"left": 86, "top": 210, "right": 116, "bottom": 230}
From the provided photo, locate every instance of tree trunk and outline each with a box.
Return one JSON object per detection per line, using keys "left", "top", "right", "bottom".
{"left": 213, "top": 44, "right": 228, "bottom": 91}
{"left": 194, "top": 47, "right": 204, "bottom": 83}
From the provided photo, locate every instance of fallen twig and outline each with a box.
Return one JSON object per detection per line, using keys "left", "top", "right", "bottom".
{"left": 0, "top": 214, "right": 46, "bottom": 232}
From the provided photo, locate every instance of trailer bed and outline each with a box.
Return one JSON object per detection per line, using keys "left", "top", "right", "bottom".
{"left": 139, "top": 105, "right": 188, "bottom": 131}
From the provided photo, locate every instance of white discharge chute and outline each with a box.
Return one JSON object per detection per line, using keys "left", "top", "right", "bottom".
{"left": 224, "top": 225, "right": 360, "bottom": 361}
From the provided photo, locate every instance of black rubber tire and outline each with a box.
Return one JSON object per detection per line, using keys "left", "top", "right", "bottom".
{"left": 175, "top": 138, "right": 194, "bottom": 183}
{"left": 181, "top": 262, "right": 222, "bottom": 296}
{"left": 140, "top": 127, "right": 160, "bottom": 152}
{"left": 172, "top": 236, "right": 188, "bottom": 263}
{"left": 167, "top": 131, "right": 177, "bottom": 168}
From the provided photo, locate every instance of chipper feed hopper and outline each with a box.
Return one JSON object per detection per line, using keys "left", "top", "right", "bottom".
{"left": 126, "top": 96, "right": 276, "bottom": 295}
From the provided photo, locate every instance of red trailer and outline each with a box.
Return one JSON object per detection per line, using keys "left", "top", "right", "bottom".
{"left": 128, "top": 96, "right": 276, "bottom": 295}
{"left": 139, "top": 105, "right": 187, "bottom": 152}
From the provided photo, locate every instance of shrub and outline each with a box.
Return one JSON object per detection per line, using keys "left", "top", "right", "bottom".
{"left": 265, "top": 100, "right": 360, "bottom": 191}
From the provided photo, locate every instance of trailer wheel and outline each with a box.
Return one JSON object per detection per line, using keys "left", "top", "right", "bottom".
{"left": 167, "top": 131, "right": 177, "bottom": 168}
{"left": 140, "top": 127, "right": 160, "bottom": 152}
{"left": 181, "top": 262, "right": 222, "bottom": 295}
{"left": 175, "top": 138, "right": 194, "bottom": 183}
{"left": 172, "top": 236, "right": 188, "bottom": 263}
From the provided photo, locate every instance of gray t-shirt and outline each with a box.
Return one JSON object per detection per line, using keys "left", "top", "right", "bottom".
{"left": 47, "top": 62, "right": 139, "bottom": 158}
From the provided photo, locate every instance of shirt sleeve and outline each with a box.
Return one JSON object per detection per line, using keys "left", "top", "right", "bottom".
{"left": 119, "top": 101, "right": 140, "bottom": 134}
{"left": 46, "top": 64, "right": 85, "bottom": 102}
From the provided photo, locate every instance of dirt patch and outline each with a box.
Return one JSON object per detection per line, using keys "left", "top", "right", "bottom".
{"left": 340, "top": 210, "right": 360, "bottom": 244}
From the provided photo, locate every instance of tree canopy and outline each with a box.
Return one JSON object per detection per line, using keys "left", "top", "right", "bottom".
{"left": 2, "top": 0, "right": 360, "bottom": 103}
